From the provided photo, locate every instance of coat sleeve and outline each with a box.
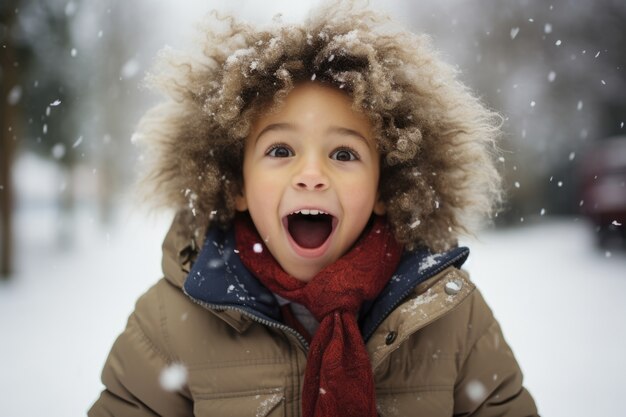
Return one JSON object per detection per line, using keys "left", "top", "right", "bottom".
{"left": 88, "top": 284, "right": 193, "bottom": 417}
{"left": 453, "top": 290, "right": 539, "bottom": 417}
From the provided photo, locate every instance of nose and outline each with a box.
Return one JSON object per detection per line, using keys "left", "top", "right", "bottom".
{"left": 292, "top": 157, "right": 329, "bottom": 191}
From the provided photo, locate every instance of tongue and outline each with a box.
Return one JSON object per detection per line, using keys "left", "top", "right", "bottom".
{"left": 288, "top": 215, "right": 333, "bottom": 249}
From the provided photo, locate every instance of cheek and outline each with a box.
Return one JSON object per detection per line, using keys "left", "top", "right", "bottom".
{"left": 338, "top": 176, "right": 378, "bottom": 209}
{"left": 244, "top": 177, "right": 277, "bottom": 239}
{"left": 245, "top": 172, "right": 281, "bottom": 210}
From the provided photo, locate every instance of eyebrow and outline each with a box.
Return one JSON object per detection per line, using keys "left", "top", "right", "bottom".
{"left": 255, "top": 123, "right": 294, "bottom": 144}
{"left": 327, "top": 126, "right": 370, "bottom": 146}
{"left": 255, "top": 123, "right": 370, "bottom": 146}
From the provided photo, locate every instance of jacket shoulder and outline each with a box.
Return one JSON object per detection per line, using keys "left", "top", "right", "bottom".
{"left": 89, "top": 279, "right": 195, "bottom": 416}
{"left": 398, "top": 266, "right": 501, "bottom": 359}
{"left": 452, "top": 283, "right": 539, "bottom": 415}
{"left": 371, "top": 268, "right": 538, "bottom": 416}
{"left": 132, "top": 278, "right": 242, "bottom": 363}
{"left": 368, "top": 266, "right": 479, "bottom": 370}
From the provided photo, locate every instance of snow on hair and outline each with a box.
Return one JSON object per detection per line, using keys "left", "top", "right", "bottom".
{"left": 136, "top": 2, "right": 503, "bottom": 251}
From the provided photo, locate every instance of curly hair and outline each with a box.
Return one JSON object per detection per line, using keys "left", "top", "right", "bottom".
{"left": 136, "top": 2, "right": 503, "bottom": 252}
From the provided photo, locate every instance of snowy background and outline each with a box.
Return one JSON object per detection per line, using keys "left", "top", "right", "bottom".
{"left": 1, "top": 0, "right": 625, "bottom": 416}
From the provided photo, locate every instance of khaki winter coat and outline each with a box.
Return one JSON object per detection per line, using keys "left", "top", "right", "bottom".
{"left": 89, "top": 214, "right": 538, "bottom": 416}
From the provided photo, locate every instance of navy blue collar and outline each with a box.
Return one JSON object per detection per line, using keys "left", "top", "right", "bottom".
{"left": 183, "top": 226, "right": 469, "bottom": 342}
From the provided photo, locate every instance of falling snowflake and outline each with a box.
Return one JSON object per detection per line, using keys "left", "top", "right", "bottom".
{"left": 65, "top": 1, "right": 76, "bottom": 16}
{"left": 208, "top": 258, "right": 225, "bottom": 269}
{"left": 409, "top": 219, "right": 421, "bottom": 229}
{"left": 130, "top": 133, "right": 142, "bottom": 145}
{"left": 121, "top": 59, "right": 140, "bottom": 79}
{"left": 7, "top": 85, "right": 22, "bottom": 105}
{"left": 253, "top": 243, "right": 263, "bottom": 253}
{"left": 159, "top": 363, "right": 188, "bottom": 392}
{"left": 466, "top": 380, "right": 487, "bottom": 403}
{"left": 72, "top": 136, "right": 83, "bottom": 148}
{"left": 52, "top": 144, "right": 66, "bottom": 159}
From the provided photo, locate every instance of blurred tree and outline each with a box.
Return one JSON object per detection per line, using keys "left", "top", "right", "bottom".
{"left": 460, "top": 0, "right": 626, "bottom": 223}
{"left": 12, "top": 0, "right": 155, "bottom": 245}
{"left": 405, "top": 0, "right": 626, "bottom": 225}
{"left": 1, "top": 1, "right": 23, "bottom": 277}
{"left": 2, "top": 0, "right": 157, "bottom": 277}
{"left": 11, "top": 0, "right": 84, "bottom": 247}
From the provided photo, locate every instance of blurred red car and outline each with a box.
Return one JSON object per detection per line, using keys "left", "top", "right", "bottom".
{"left": 580, "top": 136, "right": 626, "bottom": 248}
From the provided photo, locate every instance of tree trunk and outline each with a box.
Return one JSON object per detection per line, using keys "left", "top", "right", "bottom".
{"left": 0, "top": 4, "right": 19, "bottom": 278}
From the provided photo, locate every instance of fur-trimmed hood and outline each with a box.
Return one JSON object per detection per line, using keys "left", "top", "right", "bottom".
{"left": 135, "top": 2, "right": 503, "bottom": 252}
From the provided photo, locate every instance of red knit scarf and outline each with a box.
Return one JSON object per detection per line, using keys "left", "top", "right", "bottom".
{"left": 235, "top": 214, "right": 403, "bottom": 417}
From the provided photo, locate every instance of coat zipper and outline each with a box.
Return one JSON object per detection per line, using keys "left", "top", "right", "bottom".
{"left": 183, "top": 287, "right": 310, "bottom": 351}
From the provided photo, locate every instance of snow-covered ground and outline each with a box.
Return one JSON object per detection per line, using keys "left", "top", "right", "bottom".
{"left": 462, "top": 221, "right": 626, "bottom": 417}
{"left": 1, "top": 204, "right": 625, "bottom": 416}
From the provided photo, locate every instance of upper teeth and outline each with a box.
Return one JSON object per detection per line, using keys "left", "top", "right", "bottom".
{"left": 292, "top": 209, "right": 326, "bottom": 215}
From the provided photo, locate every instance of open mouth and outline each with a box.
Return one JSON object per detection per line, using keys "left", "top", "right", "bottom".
{"left": 285, "top": 210, "right": 335, "bottom": 249}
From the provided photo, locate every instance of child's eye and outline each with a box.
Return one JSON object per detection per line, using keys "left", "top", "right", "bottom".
{"left": 330, "top": 148, "right": 359, "bottom": 162}
{"left": 266, "top": 144, "right": 294, "bottom": 158}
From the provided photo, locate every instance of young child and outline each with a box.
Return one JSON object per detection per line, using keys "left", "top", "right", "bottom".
{"left": 90, "top": 3, "right": 538, "bottom": 416}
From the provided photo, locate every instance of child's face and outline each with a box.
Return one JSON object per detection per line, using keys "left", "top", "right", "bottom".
{"left": 235, "top": 83, "right": 385, "bottom": 282}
